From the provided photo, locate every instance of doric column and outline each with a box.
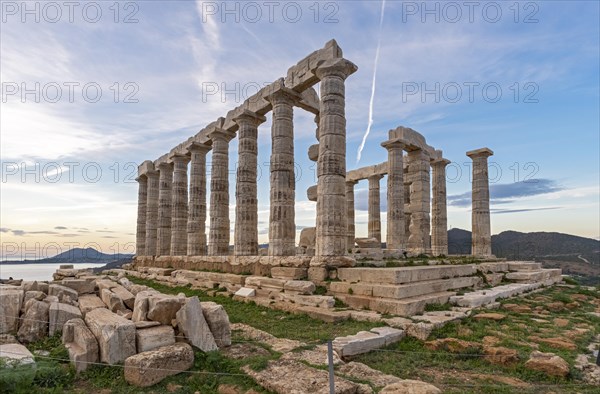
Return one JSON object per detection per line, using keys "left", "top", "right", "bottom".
{"left": 345, "top": 181, "right": 357, "bottom": 250}
{"left": 382, "top": 139, "right": 406, "bottom": 250}
{"left": 169, "top": 154, "right": 190, "bottom": 256}
{"left": 156, "top": 162, "right": 174, "bottom": 256}
{"left": 368, "top": 174, "right": 383, "bottom": 243}
{"left": 186, "top": 142, "right": 211, "bottom": 256}
{"left": 135, "top": 176, "right": 147, "bottom": 255}
{"left": 266, "top": 86, "right": 300, "bottom": 256}
{"left": 313, "top": 58, "right": 358, "bottom": 259}
{"left": 144, "top": 169, "right": 159, "bottom": 256}
{"left": 234, "top": 110, "right": 266, "bottom": 256}
{"left": 431, "top": 157, "right": 450, "bottom": 256}
{"left": 406, "top": 148, "right": 431, "bottom": 255}
{"left": 467, "top": 148, "right": 494, "bottom": 257}
{"left": 208, "top": 129, "right": 235, "bottom": 256}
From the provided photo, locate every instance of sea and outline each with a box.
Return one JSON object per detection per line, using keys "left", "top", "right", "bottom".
{"left": 0, "top": 263, "right": 107, "bottom": 281}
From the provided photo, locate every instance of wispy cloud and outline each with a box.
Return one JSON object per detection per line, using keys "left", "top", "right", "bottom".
{"left": 448, "top": 179, "right": 565, "bottom": 207}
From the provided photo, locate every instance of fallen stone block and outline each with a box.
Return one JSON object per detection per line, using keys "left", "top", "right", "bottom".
{"left": 100, "top": 288, "right": 127, "bottom": 313}
{"left": 23, "top": 290, "right": 46, "bottom": 307}
{"left": 280, "top": 293, "right": 335, "bottom": 309}
{"left": 370, "top": 327, "right": 405, "bottom": 346}
{"left": 78, "top": 294, "right": 106, "bottom": 316}
{"left": 147, "top": 294, "right": 185, "bottom": 325}
{"left": 49, "top": 302, "right": 82, "bottom": 336}
{"left": 137, "top": 325, "right": 176, "bottom": 352}
{"left": 524, "top": 350, "right": 569, "bottom": 377}
{"left": 283, "top": 280, "right": 316, "bottom": 295}
{"left": 176, "top": 296, "right": 217, "bottom": 352}
{"left": 85, "top": 308, "right": 136, "bottom": 364}
{"left": 337, "top": 361, "right": 401, "bottom": 388}
{"left": 124, "top": 343, "right": 194, "bottom": 387}
{"left": 110, "top": 285, "right": 135, "bottom": 309}
{"left": 17, "top": 299, "right": 48, "bottom": 343}
{"left": 61, "top": 279, "right": 96, "bottom": 295}
{"left": 0, "top": 343, "right": 35, "bottom": 366}
{"left": 0, "top": 288, "right": 23, "bottom": 334}
{"left": 234, "top": 287, "right": 256, "bottom": 297}
{"left": 62, "top": 318, "right": 99, "bottom": 372}
{"left": 200, "top": 301, "right": 231, "bottom": 348}
{"left": 333, "top": 331, "right": 386, "bottom": 358}
{"left": 381, "top": 380, "right": 441, "bottom": 393}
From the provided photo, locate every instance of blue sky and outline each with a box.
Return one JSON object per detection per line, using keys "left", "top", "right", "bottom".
{"left": 1, "top": 0, "right": 598, "bottom": 259}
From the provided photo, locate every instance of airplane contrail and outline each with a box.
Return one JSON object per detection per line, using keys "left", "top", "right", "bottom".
{"left": 356, "top": 0, "right": 386, "bottom": 164}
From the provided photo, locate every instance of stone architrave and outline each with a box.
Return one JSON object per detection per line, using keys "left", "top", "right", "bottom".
{"left": 186, "top": 142, "right": 211, "bottom": 256}
{"left": 135, "top": 176, "right": 147, "bottom": 255}
{"left": 368, "top": 174, "right": 384, "bottom": 244}
{"left": 208, "top": 129, "right": 236, "bottom": 256}
{"left": 312, "top": 58, "right": 358, "bottom": 263}
{"left": 467, "top": 147, "right": 494, "bottom": 257}
{"left": 431, "top": 157, "right": 450, "bottom": 256}
{"left": 266, "top": 84, "right": 301, "bottom": 256}
{"left": 170, "top": 154, "right": 190, "bottom": 256}
{"left": 144, "top": 168, "right": 160, "bottom": 256}
{"left": 233, "top": 110, "right": 266, "bottom": 256}
{"left": 382, "top": 139, "right": 406, "bottom": 251}
{"left": 157, "top": 162, "right": 174, "bottom": 256}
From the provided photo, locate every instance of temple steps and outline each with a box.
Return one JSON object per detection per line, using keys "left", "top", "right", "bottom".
{"left": 336, "top": 291, "right": 456, "bottom": 317}
{"left": 336, "top": 264, "right": 476, "bottom": 285}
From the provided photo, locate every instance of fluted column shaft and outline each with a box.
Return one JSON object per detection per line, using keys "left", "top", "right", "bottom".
{"left": 431, "top": 158, "right": 450, "bottom": 256}
{"left": 157, "top": 162, "right": 174, "bottom": 256}
{"left": 368, "top": 175, "right": 383, "bottom": 243}
{"left": 407, "top": 149, "right": 431, "bottom": 255}
{"left": 382, "top": 140, "right": 405, "bottom": 250}
{"left": 144, "top": 170, "right": 159, "bottom": 255}
{"left": 187, "top": 143, "right": 211, "bottom": 256}
{"left": 234, "top": 111, "right": 266, "bottom": 256}
{"left": 208, "top": 130, "right": 235, "bottom": 256}
{"left": 345, "top": 181, "right": 357, "bottom": 250}
{"left": 313, "top": 58, "right": 358, "bottom": 257}
{"left": 467, "top": 148, "right": 494, "bottom": 257}
{"left": 170, "top": 154, "right": 190, "bottom": 256}
{"left": 267, "top": 89, "right": 298, "bottom": 256}
{"left": 135, "top": 176, "right": 147, "bottom": 255}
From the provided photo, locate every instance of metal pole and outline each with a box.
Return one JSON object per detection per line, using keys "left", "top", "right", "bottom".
{"left": 327, "top": 340, "right": 335, "bottom": 394}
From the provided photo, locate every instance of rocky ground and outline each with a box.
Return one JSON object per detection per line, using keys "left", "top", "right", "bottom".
{"left": 1, "top": 273, "right": 598, "bottom": 393}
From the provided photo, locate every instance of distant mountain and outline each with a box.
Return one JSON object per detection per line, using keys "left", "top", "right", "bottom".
{"left": 1, "top": 247, "right": 133, "bottom": 264}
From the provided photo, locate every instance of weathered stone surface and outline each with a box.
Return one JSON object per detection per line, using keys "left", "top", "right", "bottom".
{"left": 280, "top": 294, "right": 335, "bottom": 309}
{"left": 176, "top": 297, "right": 217, "bottom": 352}
{"left": 132, "top": 291, "right": 153, "bottom": 322}
{"left": 338, "top": 265, "right": 476, "bottom": 285}
{"left": 271, "top": 267, "right": 307, "bottom": 280}
{"left": 425, "top": 338, "right": 481, "bottom": 353}
{"left": 23, "top": 290, "right": 46, "bottom": 306}
{"left": 147, "top": 294, "right": 184, "bottom": 325}
{"left": 0, "top": 334, "right": 17, "bottom": 345}
{"left": 299, "top": 227, "right": 316, "bottom": 248}
{"left": 49, "top": 302, "right": 82, "bottom": 336}
{"left": 135, "top": 321, "right": 161, "bottom": 329}
{"left": 137, "top": 325, "right": 175, "bottom": 352}
{"left": 484, "top": 346, "right": 519, "bottom": 365}
{"left": 473, "top": 313, "right": 505, "bottom": 321}
{"left": 201, "top": 301, "right": 231, "bottom": 348}
{"left": 355, "top": 238, "right": 381, "bottom": 249}
{"left": 61, "top": 279, "right": 96, "bottom": 295}
{"left": 284, "top": 280, "right": 316, "bottom": 295}
{"left": 0, "top": 343, "right": 35, "bottom": 366}
{"left": 62, "top": 318, "right": 99, "bottom": 372}
{"left": 380, "top": 380, "right": 441, "bottom": 394}
{"left": 234, "top": 287, "right": 256, "bottom": 298}
{"left": 0, "top": 289, "right": 23, "bottom": 334}
{"left": 48, "top": 284, "right": 78, "bottom": 304}
{"left": 333, "top": 331, "right": 386, "bottom": 358}
{"left": 338, "top": 362, "right": 401, "bottom": 387}
{"left": 85, "top": 308, "right": 136, "bottom": 364}
{"left": 17, "top": 299, "right": 48, "bottom": 343}
{"left": 281, "top": 344, "right": 343, "bottom": 366}
{"left": 524, "top": 351, "right": 570, "bottom": 377}
{"left": 231, "top": 323, "right": 303, "bottom": 353}
{"left": 529, "top": 336, "right": 577, "bottom": 350}
{"left": 110, "top": 285, "right": 135, "bottom": 309}
{"left": 124, "top": 343, "right": 194, "bottom": 387}
{"left": 450, "top": 282, "right": 543, "bottom": 307}
{"left": 370, "top": 327, "right": 405, "bottom": 346}
{"left": 78, "top": 294, "right": 106, "bottom": 316}
{"left": 100, "top": 288, "right": 127, "bottom": 313}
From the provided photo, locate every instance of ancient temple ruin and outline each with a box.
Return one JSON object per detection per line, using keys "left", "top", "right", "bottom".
{"left": 134, "top": 40, "right": 494, "bottom": 273}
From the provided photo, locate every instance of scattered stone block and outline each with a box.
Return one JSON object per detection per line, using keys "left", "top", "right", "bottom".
{"left": 61, "top": 279, "right": 96, "bottom": 295}
{"left": 524, "top": 351, "right": 569, "bottom": 377}
{"left": 370, "top": 327, "right": 405, "bottom": 346}
{"left": 176, "top": 297, "right": 217, "bottom": 352}
{"left": 380, "top": 380, "right": 441, "bottom": 394}
{"left": 23, "top": 290, "right": 46, "bottom": 307}
{"left": 111, "top": 285, "right": 135, "bottom": 309}
{"left": 0, "top": 343, "right": 35, "bottom": 366}
{"left": 136, "top": 325, "right": 175, "bottom": 352}
{"left": 85, "top": 308, "right": 136, "bottom": 364}
{"left": 135, "top": 321, "right": 161, "bottom": 329}
{"left": 355, "top": 238, "right": 381, "bottom": 248}
{"left": 484, "top": 346, "right": 519, "bottom": 365}
{"left": 271, "top": 267, "right": 307, "bottom": 280}
{"left": 49, "top": 302, "right": 82, "bottom": 336}
{"left": 62, "top": 318, "right": 99, "bottom": 372}
{"left": 283, "top": 280, "right": 315, "bottom": 295}
{"left": 333, "top": 331, "right": 386, "bottom": 358}
{"left": 48, "top": 284, "right": 78, "bottom": 304}
{"left": 0, "top": 288, "right": 23, "bottom": 334}
{"left": 124, "top": 343, "right": 194, "bottom": 387}
{"left": 338, "top": 361, "right": 401, "bottom": 388}
{"left": 17, "top": 299, "right": 49, "bottom": 343}
{"left": 473, "top": 313, "right": 505, "bottom": 321}
{"left": 78, "top": 294, "right": 106, "bottom": 316}
{"left": 100, "top": 288, "right": 127, "bottom": 313}
{"left": 234, "top": 287, "right": 256, "bottom": 298}
{"left": 201, "top": 301, "right": 231, "bottom": 348}
{"left": 147, "top": 294, "right": 184, "bottom": 325}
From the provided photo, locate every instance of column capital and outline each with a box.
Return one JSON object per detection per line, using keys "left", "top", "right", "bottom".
{"left": 135, "top": 175, "right": 148, "bottom": 182}
{"left": 156, "top": 162, "right": 173, "bottom": 172}
{"left": 368, "top": 174, "right": 384, "bottom": 182}
{"left": 345, "top": 180, "right": 359, "bottom": 187}
{"left": 233, "top": 109, "right": 267, "bottom": 126}
{"left": 431, "top": 158, "right": 451, "bottom": 167}
{"left": 186, "top": 141, "right": 212, "bottom": 154}
{"left": 466, "top": 147, "right": 494, "bottom": 159}
{"left": 138, "top": 160, "right": 155, "bottom": 177}
{"left": 208, "top": 128, "right": 236, "bottom": 143}
{"left": 381, "top": 138, "right": 407, "bottom": 151}
{"left": 265, "top": 86, "right": 302, "bottom": 106}
{"left": 169, "top": 153, "right": 190, "bottom": 164}
{"left": 314, "top": 58, "right": 358, "bottom": 80}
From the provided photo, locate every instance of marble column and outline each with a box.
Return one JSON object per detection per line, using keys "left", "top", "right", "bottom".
{"left": 345, "top": 181, "right": 358, "bottom": 250}
{"left": 367, "top": 174, "right": 383, "bottom": 243}
{"left": 208, "top": 129, "right": 235, "bottom": 256}
{"left": 313, "top": 58, "right": 358, "bottom": 259}
{"left": 157, "top": 162, "right": 174, "bottom": 256}
{"left": 135, "top": 176, "right": 147, "bottom": 255}
{"left": 467, "top": 148, "right": 494, "bottom": 257}
{"left": 144, "top": 169, "right": 159, "bottom": 256}
{"left": 187, "top": 142, "right": 211, "bottom": 256}
{"left": 234, "top": 110, "right": 266, "bottom": 256}
{"left": 170, "top": 154, "right": 190, "bottom": 256}
{"left": 431, "top": 157, "right": 450, "bottom": 256}
{"left": 266, "top": 87, "right": 300, "bottom": 256}
{"left": 406, "top": 148, "right": 431, "bottom": 255}
{"left": 382, "top": 139, "right": 405, "bottom": 250}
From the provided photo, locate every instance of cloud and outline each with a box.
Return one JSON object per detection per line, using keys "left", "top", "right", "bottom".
{"left": 54, "top": 226, "right": 68, "bottom": 230}
{"left": 492, "top": 207, "right": 563, "bottom": 214}
{"left": 0, "top": 228, "right": 9, "bottom": 233}
{"left": 448, "top": 179, "right": 564, "bottom": 207}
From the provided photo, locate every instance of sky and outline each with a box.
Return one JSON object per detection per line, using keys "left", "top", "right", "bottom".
{"left": 1, "top": 0, "right": 598, "bottom": 259}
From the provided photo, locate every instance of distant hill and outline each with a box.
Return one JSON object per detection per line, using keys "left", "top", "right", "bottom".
{"left": 1, "top": 247, "right": 133, "bottom": 264}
